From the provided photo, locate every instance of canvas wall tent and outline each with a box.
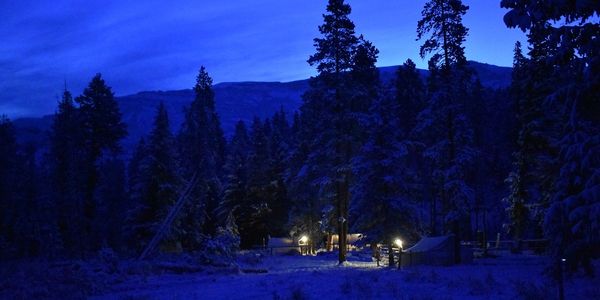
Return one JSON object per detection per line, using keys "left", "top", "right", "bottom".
{"left": 266, "top": 237, "right": 300, "bottom": 255}
{"left": 328, "top": 234, "right": 364, "bottom": 251}
{"left": 400, "top": 235, "right": 473, "bottom": 267}
{"left": 330, "top": 234, "right": 364, "bottom": 245}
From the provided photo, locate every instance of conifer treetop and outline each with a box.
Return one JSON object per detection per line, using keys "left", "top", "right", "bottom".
{"left": 308, "top": 0, "right": 358, "bottom": 75}
{"left": 417, "top": 0, "right": 469, "bottom": 70}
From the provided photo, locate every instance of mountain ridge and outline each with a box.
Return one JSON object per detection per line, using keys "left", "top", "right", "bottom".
{"left": 12, "top": 61, "right": 511, "bottom": 152}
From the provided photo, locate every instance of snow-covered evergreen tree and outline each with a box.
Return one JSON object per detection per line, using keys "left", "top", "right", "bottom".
{"left": 49, "top": 89, "right": 86, "bottom": 255}
{"left": 351, "top": 91, "right": 420, "bottom": 265}
{"left": 178, "top": 66, "right": 226, "bottom": 249}
{"left": 94, "top": 156, "right": 127, "bottom": 250}
{"left": 416, "top": 0, "right": 476, "bottom": 251}
{"left": 417, "top": 0, "right": 477, "bottom": 261}
{"left": 219, "top": 120, "right": 250, "bottom": 226}
{"left": 128, "top": 103, "right": 180, "bottom": 251}
{"left": 503, "top": 42, "right": 530, "bottom": 246}
{"left": 126, "top": 137, "right": 150, "bottom": 249}
{"left": 240, "top": 117, "right": 272, "bottom": 247}
{"left": 417, "top": 0, "right": 468, "bottom": 71}
{"left": 75, "top": 73, "right": 127, "bottom": 253}
{"left": 351, "top": 56, "right": 428, "bottom": 266}
{"left": 304, "top": 0, "right": 362, "bottom": 264}
{"left": 503, "top": 0, "right": 600, "bottom": 274}
{"left": 395, "top": 60, "right": 429, "bottom": 232}
{"left": 287, "top": 125, "right": 327, "bottom": 253}
{"left": 545, "top": 101, "right": 599, "bottom": 275}
{"left": 395, "top": 59, "right": 425, "bottom": 134}
{"left": 267, "top": 109, "right": 291, "bottom": 237}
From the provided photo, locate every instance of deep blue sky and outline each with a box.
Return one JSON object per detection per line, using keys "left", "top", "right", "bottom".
{"left": 0, "top": 0, "right": 526, "bottom": 118}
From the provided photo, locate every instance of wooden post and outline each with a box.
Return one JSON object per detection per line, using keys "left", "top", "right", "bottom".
{"left": 397, "top": 250, "right": 402, "bottom": 270}
{"left": 558, "top": 258, "right": 565, "bottom": 300}
{"left": 388, "top": 241, "right": 395, "bottom": 267}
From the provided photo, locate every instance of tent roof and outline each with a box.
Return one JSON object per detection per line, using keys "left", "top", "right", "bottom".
{"left": 268, "top": 238, "right": 295, "bottom": 248}
{"left": 405, "top": 235, "right": 452, "bottom": 253}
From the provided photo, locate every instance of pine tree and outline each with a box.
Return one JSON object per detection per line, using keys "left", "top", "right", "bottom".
{"left": 416, "top": 0, "right": 476, "bottom": 263}
{"left": 76, "top": 74, "right": 127, "bottom": 158}
{"left": 14, "top": 144, "right": 41, "bottom": 257}
{"left": 417, "top": 0, "right": 468, "bottom": 71}
{"left": 49, "top": 89, "right": 85, "bottom": 255}
{"left": 287, "top": 121, "right": 326, "bottom": 253}
{"left": 219, "top": 120, "right": 251, "bottom": 228}
{"left": 178, "top": 66, "right": 225, "bottom": 249}
{"left": 308, "top": 0, "right": 358, "bottom": 77}
{"left": 126, "top": 137, "right": 150, "bottom": 250}
{"left": 508, "top": 28, "right": 561, "bottom": 241}
{"left": 75, "top": 73, "right": 127, "bottom": 253}
{"left": 266, "top": 110, "right": 291, "bottom": 237}
{"left": 0, "top": 115, "right": 18, "bottom": 257}
{"left": 503, "top": 0, "right": 600, "bottom": 275}
{"left": 351, "top": 55, "right": 428, "bottom": 266}
{"left": 503, "top": 42, "right": 530, "bottom": 248}
{"left": 147, "top": 103, "right": 180, "bottom": 248}
{"left": 94, "top": 156, "right": 127, "bottom": 250}
{"left": 545, "top": 101, "right": 599, "bottom": 275}
{"left": 1, "top": 119, "right": 63, "bottom": 259}
{"left": 242, "top": 117, "right": 272, "bottom": 248}
{"left": 351, "top": 36, "right": 379, "bottom": 102}
{"left": 351, "top": 90, "right": 420, "bottom": 267}
{"left": 395, "top": 59, "right": 425, "bottom": 134}
{"left": 305, "top": 0, "right": 361, "bottom": 264}
{"left": 128, "top": 103, "right": 180, "bottom": 251}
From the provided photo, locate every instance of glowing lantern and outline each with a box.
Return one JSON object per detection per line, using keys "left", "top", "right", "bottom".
{"left": 394, "top": 238, "right": 403, "bottom": 249}
{"left": 299, "top": 235, "right": 309, "bottom": 246}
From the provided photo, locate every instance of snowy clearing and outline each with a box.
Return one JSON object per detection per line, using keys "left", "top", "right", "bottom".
{"left": 88, "top": 252, "right": 600, "bottom": 300}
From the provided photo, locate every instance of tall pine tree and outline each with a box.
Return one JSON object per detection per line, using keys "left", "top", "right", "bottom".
{"left": 75, "top": 73, "right": 127, "bottom": 253}
{"left": 219, "top": 120, "right": 251, "bottom": 230}
{"left": 304, "top": 0, "right": 360, "bottom": 264}
{"left": 503, "top": 42, "right": 530, "bottom": 249}
{"left": 416, "top": 0, "right": 476, "bottom": 263}
{"left": 129, "top": 103, "right": 180, "bottom": 251}
{"left": 49, "top": 89, "right": 85, "bottom": 255}
{"left": 178, "top": 67, "right": 226, "bottom": 249}
{"left": 503, "top": 0, "right": 600, "bottom": 275}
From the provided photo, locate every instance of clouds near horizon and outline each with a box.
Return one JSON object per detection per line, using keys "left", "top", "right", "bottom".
{"left": 0, "top": 0, "right": 525, "bottom": 117}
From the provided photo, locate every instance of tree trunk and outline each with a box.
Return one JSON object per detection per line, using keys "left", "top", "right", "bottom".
{"left": 337, "top": 179, "right": 346, "bottom": 264}
{"left": 388, "top": 241, "right": 395, "bottom": 267}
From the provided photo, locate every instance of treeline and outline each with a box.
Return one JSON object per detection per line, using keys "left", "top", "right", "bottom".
{"left": 501, "top": 0, "right": 599, "bottom": 274}
{"left": 0, "top": 0, "right": 597, "bottom": 274}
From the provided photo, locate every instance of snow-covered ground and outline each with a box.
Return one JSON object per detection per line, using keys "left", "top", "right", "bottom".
{"left": 88, "top": 252, "right": 599, "bottom": 300}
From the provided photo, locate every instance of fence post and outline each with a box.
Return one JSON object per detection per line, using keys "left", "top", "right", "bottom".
{"left": 397, "top": 251, "right": 402, "bottom": 270}
{"left": 558, "top": 258, "right": 565, "bottom": 300}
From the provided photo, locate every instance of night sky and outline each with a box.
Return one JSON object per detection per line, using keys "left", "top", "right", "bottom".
{"left": 0, "top": 0, "right": 526, "bottom": 118}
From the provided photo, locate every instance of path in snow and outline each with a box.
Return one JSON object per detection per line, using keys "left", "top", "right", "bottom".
{"left": 92, "top": 252, "right": 600, "bottom": 299}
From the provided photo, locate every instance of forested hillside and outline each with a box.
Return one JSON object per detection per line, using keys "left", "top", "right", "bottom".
{"left": 0, "top": 0, "right": 597, "bottom": 286}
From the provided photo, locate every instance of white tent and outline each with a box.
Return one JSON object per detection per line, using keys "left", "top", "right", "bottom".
{"left": 405, "top": 235, "right": 450, "bottom": 253}
{"left": 267, "top": 237, "right": 300, "bottom": 255}
{"left": 401, "top": 235, "right": 472, "bottom": 266}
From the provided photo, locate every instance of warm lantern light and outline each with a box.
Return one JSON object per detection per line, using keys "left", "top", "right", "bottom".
{"left": 299, "top": 235, "right": 309, "bottom": 245}
{"left": 394, "top": 238, "right": 403, "bottom": 249}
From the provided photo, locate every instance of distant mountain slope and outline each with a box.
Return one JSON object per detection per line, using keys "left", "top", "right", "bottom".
{"left": 378, "top": 61, "right": 512, "bottom": 89}
{"left": 119, "top": 80, "right": 309, "bottom": 143}
{"left": 12, "top": 61, "right": 511, "bottom": 153}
